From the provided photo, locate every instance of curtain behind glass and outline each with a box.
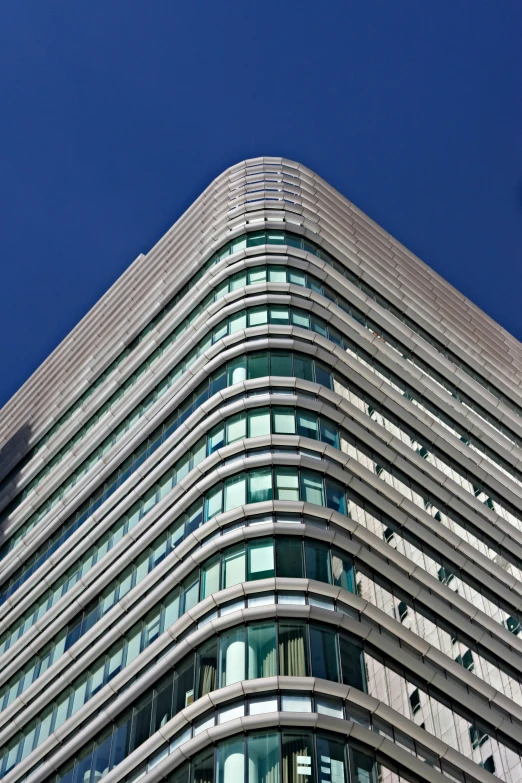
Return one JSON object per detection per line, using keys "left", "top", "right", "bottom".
{"left": 279, "top": 622, "right": 307, "bottom": 677}
{"left": 282, "top": 731, "right": 314, "bottom": 783}
{"left": 248, "top": 624, "right": 277, "bottom": 679}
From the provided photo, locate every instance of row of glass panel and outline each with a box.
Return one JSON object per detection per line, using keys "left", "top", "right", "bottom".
{"left": 4, "top": 238, "right": 521, "bottom": 565}
{"left": 3, "top": 381, "right": 520, "bottom": 680}
{"left": 0, "top": 351, "right": 333, "bottom": 604}
{"left": 57, "top": 727, "right": 381, "bottom": 783}
{"left": 5, "top": 285, "right": 522, "bottom": 609}
{"left": 3, "top": 518, "right": 521, "bottom": 763}
{"left": 2, "top": 416, "right": 520, "bottom": 693}
{"left": 6, "top": 614, "right": 518, "bottom": 783}
{"left": 4, "top": 225, "right": 514, "bottom": 516}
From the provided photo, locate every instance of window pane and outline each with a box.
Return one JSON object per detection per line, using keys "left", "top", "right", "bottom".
{"left": 300, "top": 470, "right": 324, "bottom": 506}
{"left": 331, "top": 550, "right": 354, "bottom": 593}
{"left": 291, "top": 310, "right": 309, "bottom": 329}
{"left": 320, "top": 420, "right": 339, "bottom": 448}
{"left": 270, "top": 306, "right": 290, "bottom": 325}
{"left": 229, "top": 312, "right": 247, "bottom": 333}
{"left": 325, "top": 478, "right": 346, "bottom": 514}
{"left": 227, "top": 414, "right": 247, "bottom": 443}
{"left": 339, "top": 636, "right": 365, "bottom": 691}
{"left": 217, "top": 737, "right": 245, "bottom": 783}
{"left": 268, "top": 266, "right": 286, "bottom": 282}
{"left": 248, "top": 307, "right": 268, "bottom": 327}
{"left": 310, "top": 625, "right": 339, "bottom": 681}
{"left": 276, "top": 537, "right": 304, "bottom": 578}
{"left": 273, "top": 408, "right": 295, "bottom": 434}
{"left": 201, "top": 556, "right": 220, "bottom": 599}
{"left": 220, "top": 627, "right": 245, "bottom": 686}
{"left": 267, "top": 231, "right": 285, "bottom": 245}
{"left": 275, "top": 467, "right": 299, "bottom": 501}
{"left": 270, "top": 351, "right": 293, "bottom": 377}
{"left": 314, "top": 363, "right": 332, "bottom": 389}
{"left": 196, "top": 639, "right": 218, "bottom": 698}
{"left": 350, "top": 750, "right": 375, "bottom": 783}
{"left": 228, "top": 357, "right": 247, "bottom": 386}
{"left": 247, "top": 624, "right": 277, "bottom": 679}
{"left": 173, "top": 658, "right": 194, "bottom": 715}
{"left": 247, "top": 733, "right": 279, "bottom": 783}
{"left": 311, "top": 316, "right": 327, "bottom": 337}
{"left": 132, "top": 698, "right": 152, "bottom": 750}
{"left": 213, "top": 322, "right": 228, "bottom": 342}
{"left": 316, "top": 735, "right": 347, "bottom": 783}
{"left": 248, "top": 408, "right": 270, "bottom": 438}
{"left": 224, "top": 474, "right": 246, "bottom": 511}
{"left": 305, "top": 541, "right": 331, "bottom": 583}
{"left": 248, "top": 267, "right": 267, "bottom": 284}
{"left": 222, "top": 546, "right": 246, "bottom": 589}
{"left": 248, "top": 352, "right": 269, "bottom": 379}
{"left": 248, "top": 231, "right": 266, "bottom": 247}
{"left": 192, "top": 748, "right": 214, "bottom": 783}
{"left": 285, "top": 235, "right": 303, "bottom": 249}
{"left": 248, "top": 539, "right": 275, "bottom": 580}
{"left": 279, "top": 623, "right": 308, "bottom": 677}
{"left": 248, "top": 469, "right": 273, "bottom": 503}
{"left": 297, "top": 411, "right": 318, "bottom": 439}
{"left": 206, "top": 485, "right": 223, "bottom": 519}
{"left": 288, "top": 269, "right": 306, "bottom": 286}
{"left": 281, "top": 731, "right": 314, "bottom": 783}
{"left": 231, "top": 236, "right": 247, "bottom": 254}
{"left": 230, "top": 273, "right": 247, "bottom": 291}
{"left": 294, "top": 355, "right": 314, "bottom": 382}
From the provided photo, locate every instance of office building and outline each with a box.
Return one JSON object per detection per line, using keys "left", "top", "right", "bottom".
{"left": 1, "top": 158, "right": 522, "bottom": 783}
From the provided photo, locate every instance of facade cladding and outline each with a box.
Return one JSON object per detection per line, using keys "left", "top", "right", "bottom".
{"left": 1, "top": 160, "right": 522, "bottom": 783}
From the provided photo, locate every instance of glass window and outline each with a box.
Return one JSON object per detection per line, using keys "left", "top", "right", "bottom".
{"left": 217, "top": 737, "right": 245, "bottom": 783}
{"left": 305, "top": 541, "right": 331, "bottom": 583}
{"left": 314, "top": 363, "right": 332, "bottom": 389}
{"left": 229, "top": 312, "right": 247, "bottom": 333}
{"left": 222, "top": 546, "right": 246, "bottom": 589}
{"left": 248, "top": 267, "right": 267, "bottom": 284}
{"left": 270, "top": 306, "right": 290, "bottom": 325}
{"left": 173, "top": 658, "right": 194, "bottom": 715}
{"left": 154, "top": 680, "right": 174, "bottom": 733}
{"left": 270, "top": 351, "right": 293, "bottom": 377}
{"left": 275, "top": 467, "right": 299, "bottom": 500}
{"left": 182, "top": 578, "right": 199, "bottom": 613}
{"left": 297, "top": 411, "right": 318, "bottom": 439}
{"left": 192, "top": 748, "right": 214, "bottom": 783}
{"left": 248, "top": 352, "right": 269, "bottom": 379}
{"left": 320, "top": 419, "right": 339, "bottom": 448}
{"left": 285, "top": 235, "right": 303, "bottom": 249}
{"left": 248, "top": 408, "right": 270, "bottom": 437}
{"left": 288, "top": 269, "right": 306, "bottom": 286}
{"left": 248, "top": 307, "right": 268, "bottom": 327}
{"left": 268, "top": 266, "right": 287, "bottom": 283}
{"left": 350, "top": 749, "right": 376, "bottom": 783}
{"left": 196, "top": 639, "right": 217, "bottom": 699}
{"left": 231, "top": 236, "right": 247, "bottom": 254}
{"left": 301, "top": 470, "right": 324, "bottom": 506}
{"left": 227, "top": 414, "right": 247, "bottom": 443}
{"left": 281, "top": 730, "right": 314, "bottom": 783}
{"left": 248, "top": 232, "right": 266, "bottom": 247}
{"left": 228, "top": 357, "right": 247, "bottom": 386}
{"left": 325, "top": 479, "right": 346, "bottom": 514}
{"left": 291, "top": 310, "right": 310, "bottom": 329}
{"left": 230, "top": 273, "right": 247, "bottom": 292}
{"left": 294, "top": 355, "right": 314, "bottom": 382}
{"left": 248, "top": 469, "right": 273, "bottom": 503}
{"left": 213, "top": 322, "right": 228, "bottom": 342}
{"left": 267, "top": 231, "right": 285, "bottom": 245}
{"left": 201, "top": 556, "right": 220, "bottom": 599}
{"left": 279, "top": 622, "right": 308, "bottom": 677}
{"left": 248, "top": 539, "right": 275, "bottom": 580}
{"left": 273, "top": 408, "right": 296, "bottom": 434}
{"left": 339, "top": 636, "right": 365, "bottom": 691}
{"left": 224, "top": 474, "right": 246, "bottom": 511}
{"left": 276, "top": 537, "right": 304, "bottom": 578}
{"left": 331, "top": 550, "right": 354, "bottom": 593}
{"left": 132, "top": 697, "right": 152, "bottom": 750}
{"left": 206, "top": 485, "right": 223, "bottom": 519}
{"left": 220, "top": 627, "right": 245, "bottom": 686}
{"left": 316, "top": 735, "right": 347, "bottom": 783}
{"left": 310, "top": 625, "right": 339, "bottom": 681}
{"left": 247, "top": 624, "right": 277, "bottom": 679}
{"left": 247, "top": 733, "right": 279, "bottom": 783}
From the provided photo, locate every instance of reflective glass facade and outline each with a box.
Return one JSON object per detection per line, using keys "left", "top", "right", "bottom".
{"left": 1, "top": 158, "right": 521, "bottom": 783}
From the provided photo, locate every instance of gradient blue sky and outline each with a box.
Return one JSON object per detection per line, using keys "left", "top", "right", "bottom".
{"left": 0, "top": 1, "right": 521, "bottom": 407}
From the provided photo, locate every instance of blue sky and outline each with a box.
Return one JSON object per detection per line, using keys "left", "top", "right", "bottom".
{"left": 0, "top": 1, "right": 521, "bottom": 407}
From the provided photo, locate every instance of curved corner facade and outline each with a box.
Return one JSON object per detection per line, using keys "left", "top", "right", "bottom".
{"left": 1, "top": 157, "right": 522, "bottom": 783}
